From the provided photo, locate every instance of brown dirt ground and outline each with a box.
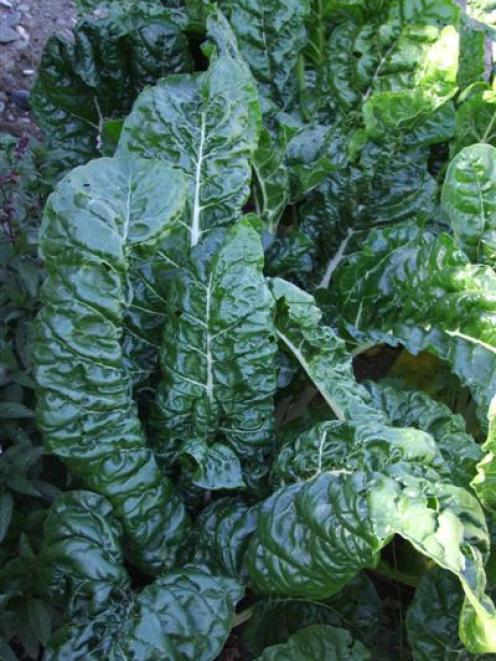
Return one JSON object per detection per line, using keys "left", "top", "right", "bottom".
{"left": 0, "top": 0, "right": 75, "bottom": 137}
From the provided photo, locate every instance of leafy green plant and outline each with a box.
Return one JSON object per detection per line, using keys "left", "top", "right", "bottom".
{"left": 1, "top": 0, "right": 496, "bottom": 658}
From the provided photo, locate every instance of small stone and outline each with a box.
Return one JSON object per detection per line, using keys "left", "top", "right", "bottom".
{"left": 0, "top": 0, "right": 13, "bottom": 8}
{"left": 17, "top": 3, "right": 29, "bottom": 11}
{"left": 22, "top": 68, "right": 34, "bottom": 75}
{"left": 12, "top": 89, "right": 29, "bottom": 110}
{"left": 4, "top": 10, "right": 21, "bottom": 27}
{"left": 0, "top": 24, "right": 18, "bottom": 42}
{"left": 0, "top": 101, "right": 5, "bottom": 113}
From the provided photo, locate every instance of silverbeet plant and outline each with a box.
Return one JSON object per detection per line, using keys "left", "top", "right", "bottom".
{"left": 3, "top": 0, "right": 493, "bottom": 658}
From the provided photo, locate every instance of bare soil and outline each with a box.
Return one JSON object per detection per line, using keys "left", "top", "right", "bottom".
{"left": 0, "top": 0, "right": 75, "bottom": 137}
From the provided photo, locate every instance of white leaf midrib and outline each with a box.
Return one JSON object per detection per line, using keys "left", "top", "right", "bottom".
{"left": 191, "top": 112, "right": 207, "bottom": 247}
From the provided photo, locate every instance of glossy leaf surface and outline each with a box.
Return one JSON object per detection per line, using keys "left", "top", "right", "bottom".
{"left": 117, "top": 10, "right": 261, "bottom": 248}
{"left": 442, "top": 143, "right": 496, "bottom": 265}
{"left": 35, "top": 157, "right": 190, "bottom": 573}
{"left": 255, "top": 624, "right": 370, "bottom": 660}
{"left": 152, "top": 219, "right": 277, "bottom": 489}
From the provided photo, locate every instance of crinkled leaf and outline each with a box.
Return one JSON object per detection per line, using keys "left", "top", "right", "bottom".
{"left": 472, "top": 396, "right": 496, "bottom": 515}
{"left": 325, "top": 222, "right": 496, "bottom": 424}
{"left": 35, "top": 157, "right": 190, "bottom": 573}
{"left": 31, "top": 2, "right": 193, "bottom": 176}
{"left": 271, "top": 419, "right": 439, "bottom": 487}
{"left": 243, "top": 573, "right": 381, "bottom": 656}
{"left": 442, "top": 143, "right": 496, "bottom": 265}
{"left": 458, "top": 20, "right": 486, "bottom": 88}
{"left": 328, "top": 8, "right": 459, "bottom": 117}
{"left": 252, "top": 127, "right": 291, "bottom": 232}
{"left": 152, "top": 219, "right": 277, "bottom": 489}
{"left": 182, "top": 439, "right": 246, "bottom": 490}
{"left": 221, "top": 0, "right": 310, "bottom": 112}
{"left": 452, "top": 87, "right": 496, "bottom": 155}
{"left": 39, "top": 491, "right": 130, "bottom": 616}
{"left": 117, "top": 10, "right": 261, "bottom": 248}
{"left": 407, "top": 568, "right": 475, "bottom": 661}
{"left": 246, "top": 468, "right": 496, "bottom": 653}
{"left": 41, "top": 492, "right": 242, "bottom": 660}
{"left": 254, "top": 624, "right": 370, "bottom": 660}
{"left": 192, "top": 497, "right": 257, "bottom": 581}
{"left": 270, "top": 277, "right": 386, "bottom": 423}
{"left": 123, "top": 571, "right": 243, "bottom": 660}
{"left": 364, "top": 381, "right": 482, "bottom": 488}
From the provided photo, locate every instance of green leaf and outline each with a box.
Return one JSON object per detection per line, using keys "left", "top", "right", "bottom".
{"left": 324, "top": 222, "right": 496, "bottom": 424}
{"left": 124, "top": 571, "right": 243, "bottom": 660}
{"left": 442, "top": 143, "right": 496, "bottom": 265}
{"left": 254, "top": 624, "right": 370, "bottom": 660}
{"left": 364, "top": 381, "right": 482, "bottom": 489}
{"left": 472, "top": 396, "right": 496, "bottom": 515}
{"left": 246, "top": 468, "right": 496, "bottom": 653}
{"left": 452, "top": 87, "right": 496, "bottom": 155}
{"left": 271, "top": 419, "right": 439, "bottom": 487}
{"left": 117, "top": 10, "right": 261, "bottom": 248}
{"left": 328, "top": 11, "right": 459, "bottom": 117}
{"left": 221, "top": 0, "right": 310, "bottom": 112}
{"left": 243, "top": 574, "right": 381, "bottom": 656}
{"left": 192, "top": 497, "right": 257, "bottom": 581}
{"left": 0, "top": 402, "right": 34, "bottom": 418}
{"left": 35, "top": 157, "right": 190, "bottom": 574}
{"left": 0, "top": 491, "right": 14, "bottom": 542}
{"left": 31, "top": 2, "right": 193, "bottom": 176}
{"left": 39, "top": 491, "right": 130, "bottom": 615}
{"left": 407, "top": 568, "right": 473, "bottom": 661}
{"left": 182, "top": 439, "right": 246, "bottom": 490}
{"left": 152, "top": 219, "right": 277, "bottom": 489}
{"left": 458, "top": 19, "right": 486, "bottom": 89}
{"left": 27, "top": 597, "right": 52, "bottom": 646}
{"left": 41, "top": 491, "right": 243, "bottom": 660}
{"left": 270, "top": 277, "right": 386, "bottom": 424}
{"left": 253, "top": 127, "right": 291, "bottom": 231}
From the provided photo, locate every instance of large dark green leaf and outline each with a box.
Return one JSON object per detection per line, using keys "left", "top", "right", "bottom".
{"left": 117, "top": 10, "right": 261, "bottom": 248}
{"left": 271, "top": 419, "right": 440, "bottom": 487}
{"left": 123, "top": 571, "right": 243, "bottom": 660}
{"left": 246, "top": 467, "right": 496, "bottom": 653}
{"left": 35, "top": 157, "right": 190, "bottom": 573}
{"left": 270, "top": 277, "right": 386, "bottom": 423}
{"left": 243, "top": 573, "right": 381, "bottom": 656}
{"left": 152, "top": 219, "right": 277, "bottom": 490}
{"left": 221, "top": 0, "right": 310, "bottom": 112}
{"left": 407, "top": 568, "right": 475, "bottom": 661}
{"left": 324, "top": 222, "right": 496, "bottom": 423}
{"left": 41, "top": 491, "right": 243, "bottom": 661}
{"left": 364, "top": 381, "right": 482, "bottom": 489}
{"left": 327, "top": 3, "right": 459, "bottom": 123}
{"left": 39, "top": 491, "right": 130, "bottom": 615}
{"left": 254, "top": 624, "right": 370, "bottom": 660}
{"left": 442, "top": 143, "right": 496, "bottom": 265}
{"left": 192, "top": 497, "right": 257, "bottom": 581}
{"left": 31, "top": 2, "right": 193, "bottom": 176}
{"left": 46, "top": 570, "right": 242, "bottom": 661}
